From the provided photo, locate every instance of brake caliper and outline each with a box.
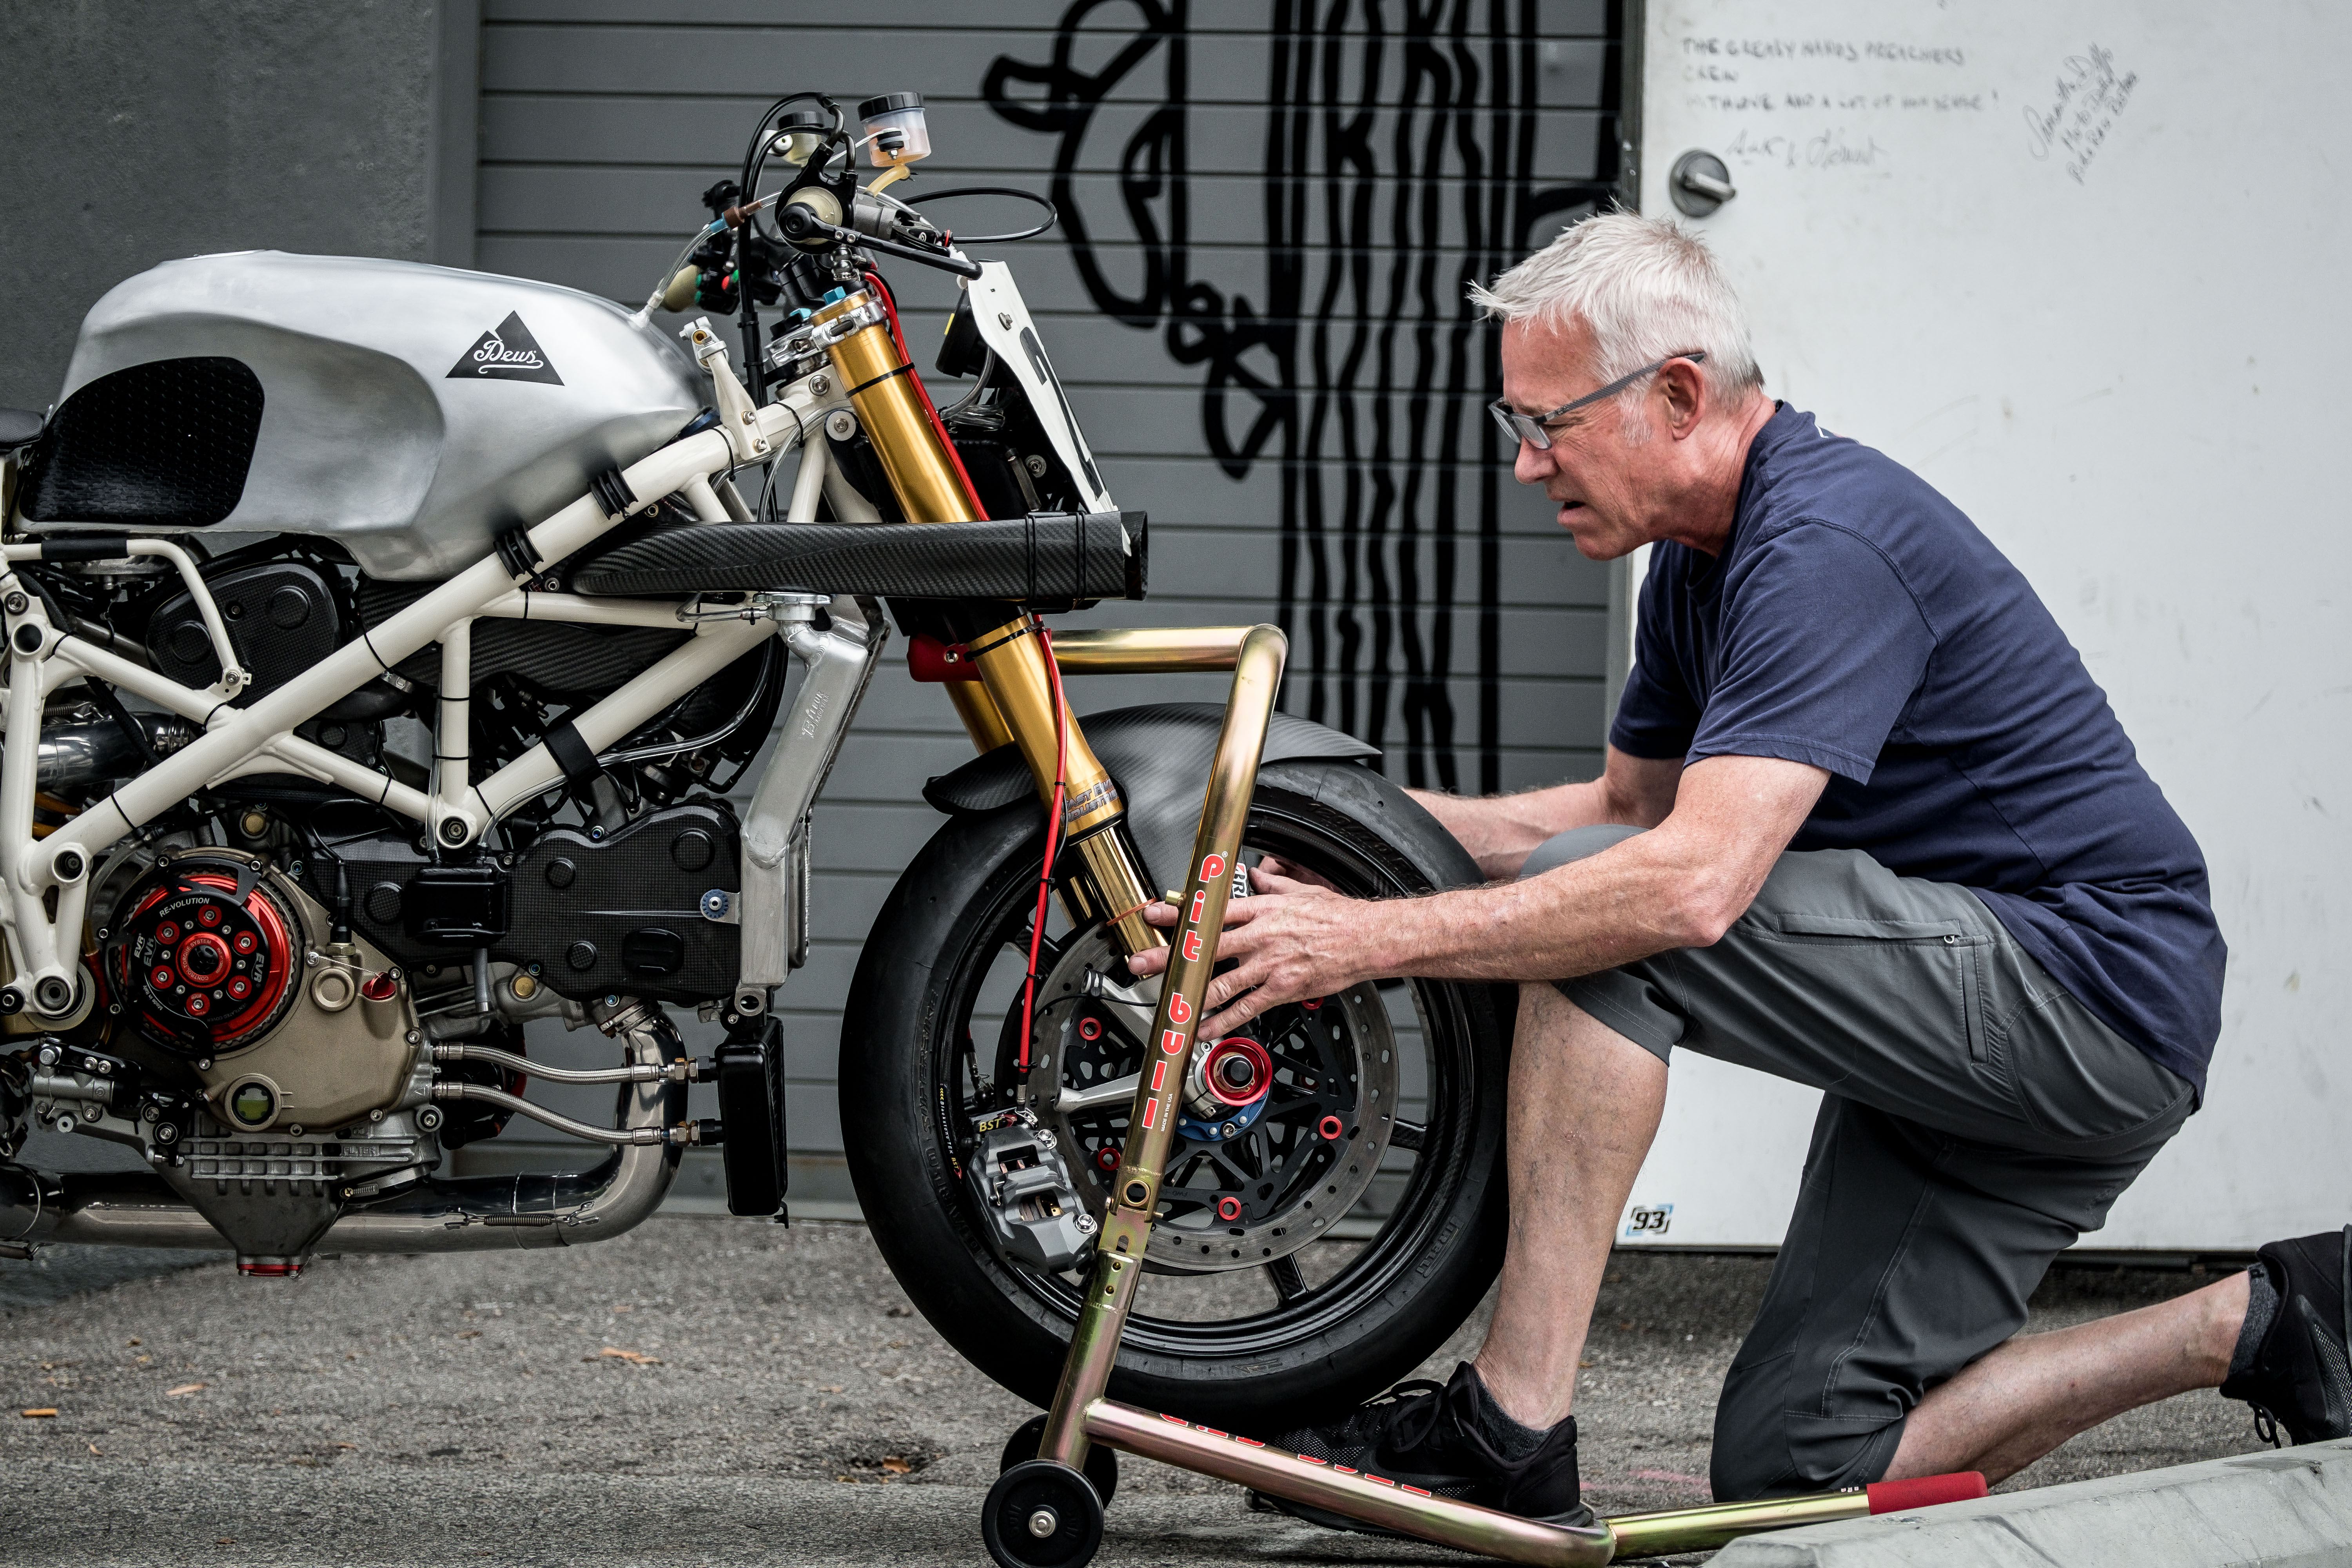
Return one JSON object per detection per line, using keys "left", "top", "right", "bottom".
{"left": 965, "top": 1105, "right": 1094, "bottom": 1270}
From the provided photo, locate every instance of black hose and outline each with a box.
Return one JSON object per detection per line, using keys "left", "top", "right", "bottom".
{"left": 903, "top": 187, "right": 1059, "bottom": 243}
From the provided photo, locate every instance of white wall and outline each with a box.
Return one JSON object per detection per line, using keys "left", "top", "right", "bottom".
{"left": 1619, "top": 0, "right": 2352, "bottom": 1251}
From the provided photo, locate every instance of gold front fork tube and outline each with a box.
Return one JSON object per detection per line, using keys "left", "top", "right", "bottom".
{"left": 817, "top": 291, "right": 1160, "bottom": 958}
{"left": 1038, "top": 624, "right": 1288, "bottom": 1471}
{"left": 942, "top": 682, "right": 1015, "bottom": 752}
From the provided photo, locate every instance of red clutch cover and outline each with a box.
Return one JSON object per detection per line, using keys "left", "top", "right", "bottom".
{"left": 111, "top": 857, "right": 301, "bottom": 1056}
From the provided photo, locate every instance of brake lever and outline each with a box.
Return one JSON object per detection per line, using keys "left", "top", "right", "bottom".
{"left": 777, "top": 206, "right": 982, "bottom": 279}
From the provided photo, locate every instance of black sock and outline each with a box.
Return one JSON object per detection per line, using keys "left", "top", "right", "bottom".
{"left": 1463, "top": 1365, "right": 1551, "bottom": 1462}
{"left": 2230, "top": 1261, "right": 2280, "bottom": 1381}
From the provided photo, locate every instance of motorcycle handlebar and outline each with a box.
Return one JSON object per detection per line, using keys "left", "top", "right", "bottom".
{"left": 776, "top": 205, "right": 981, "bottom": 279}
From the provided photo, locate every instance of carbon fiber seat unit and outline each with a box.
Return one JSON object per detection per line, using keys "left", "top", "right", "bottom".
{"left": 572, "top": 510, "right": 1146, "bottom": 603}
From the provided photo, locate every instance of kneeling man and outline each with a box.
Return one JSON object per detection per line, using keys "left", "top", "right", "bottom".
{"left": 1134, "top": 212, "right": 2343, "bottom": 1528}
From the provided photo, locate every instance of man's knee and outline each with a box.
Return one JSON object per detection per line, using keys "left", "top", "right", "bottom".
{"left": 1709, "top": 1357, "right": 1903, "bottom": 1500}
{"left": 1521, "top": 822, "right": 1644, "bottom": 881}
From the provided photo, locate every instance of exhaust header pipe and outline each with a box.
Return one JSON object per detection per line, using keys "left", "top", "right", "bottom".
{"left": 9, "top": 713, "right": 200, "bottom": 794}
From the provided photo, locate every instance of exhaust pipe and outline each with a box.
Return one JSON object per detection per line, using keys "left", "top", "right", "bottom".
{"left": 9, "top": 714, "right": 201, "bottom": 793}
{"left": 0, "top": 1002, "right": 686, "bottom": 1256}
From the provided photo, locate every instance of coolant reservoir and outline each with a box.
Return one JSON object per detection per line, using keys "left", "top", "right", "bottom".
{"left": 858, "top": 93, "right": 930, "bottom": 167}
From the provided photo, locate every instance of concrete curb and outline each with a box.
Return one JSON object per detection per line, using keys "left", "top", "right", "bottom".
{"left": 1709, "top": 1440, "right": 2352, "bottom": 1566}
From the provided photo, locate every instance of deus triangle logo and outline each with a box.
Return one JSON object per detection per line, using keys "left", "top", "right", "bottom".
{"left": 446, "top": 311, "right": 563, "bottom": 385}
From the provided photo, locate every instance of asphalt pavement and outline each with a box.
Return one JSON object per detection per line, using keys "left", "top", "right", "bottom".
{"left": 0, "top": 1216, "right": 2266, "bottom": 1567}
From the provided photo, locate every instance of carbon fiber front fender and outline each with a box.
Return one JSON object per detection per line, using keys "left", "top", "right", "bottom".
{"left": 920, "top": 701, "right": 1379, "bottom": 895}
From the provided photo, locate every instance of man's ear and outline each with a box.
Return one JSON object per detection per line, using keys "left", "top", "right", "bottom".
{"left": 1661, "top": 358, "right": 1709, "bottom": 440}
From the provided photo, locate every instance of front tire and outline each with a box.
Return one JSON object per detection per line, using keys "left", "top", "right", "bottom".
{"left": 840, "top": 760, "right": 1510, "bottom": 1432}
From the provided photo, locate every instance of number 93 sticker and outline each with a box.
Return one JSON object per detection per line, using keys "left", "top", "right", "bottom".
{"left": 1621, "top": 1203, "right": 1674, "bottom": 1240}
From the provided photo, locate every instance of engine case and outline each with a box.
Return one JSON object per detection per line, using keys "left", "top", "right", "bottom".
{"left": 303, "top": 800, "right": 743, "bottom": 1005}
{"left": 20, "top": 251, "right": 707, "bottom": 578}
{"left": 149, "top": 559, "right": 347, "bottom": 704}
{"left": 104, "top": 849, "right": 419, "bottom": 1136}
{"left": 503, "top": 802, "right": 743, "bottom": 1004}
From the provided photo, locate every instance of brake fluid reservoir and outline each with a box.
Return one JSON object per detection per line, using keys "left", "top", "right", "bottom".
{"left": 858, "top": 92, "right": 930, "bottom": 167}
{"left": 771, "top": 108, "right": 827, "bottom": 167}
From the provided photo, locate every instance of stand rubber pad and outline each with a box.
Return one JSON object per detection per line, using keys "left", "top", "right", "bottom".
{"left": 1866, "top": 1472, "right": 1990, "bottom": 1512}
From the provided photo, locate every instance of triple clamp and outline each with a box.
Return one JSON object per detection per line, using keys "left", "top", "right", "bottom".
{"left": 762, "top": 294, "right": 887, "bottom": 372}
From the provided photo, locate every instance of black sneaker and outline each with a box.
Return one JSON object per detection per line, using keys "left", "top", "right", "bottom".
{"left": 2221, "top": 1226, "right": 2352, "bottom": 1445}
{"left": 1248, "top": 1363, "right": 1589, "bottom": 1537}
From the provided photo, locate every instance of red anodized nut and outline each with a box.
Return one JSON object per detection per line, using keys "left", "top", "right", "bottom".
{"left": 360, "top": 971, "right": 399, "bottom": 1003}
{"left": 1096, "top": 1146, "right": 1120, "bottom": 1172}
{"left": 1214, "top": 1195, "right": 1244, "bottom": 1222}
{"left": 1077, "top": 1015, "right": 1103, "bottom": 1042}
{"left": 1198, "top": 1036, "right": 1273, "bottom": 1108}
{"left": 178, "top": 932, "right": 232, "bottom": 987}
{"left": 1318, "top": 1114, "right": 1345, "bottom": 1142}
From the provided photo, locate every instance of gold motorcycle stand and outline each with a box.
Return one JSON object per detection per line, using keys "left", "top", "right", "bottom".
{"left": 785, "top": 277, "right": 1991, "bottom": 1567}
{"left": 980, "top": 626, "right": 1993, "bottom": 1568}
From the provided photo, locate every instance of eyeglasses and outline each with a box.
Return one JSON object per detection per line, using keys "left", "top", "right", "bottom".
{"left": 1486, "top": 351, "right": 1708, "bottom": 450}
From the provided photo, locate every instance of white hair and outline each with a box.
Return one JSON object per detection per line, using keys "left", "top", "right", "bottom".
{"left": 1469, "top": 211, "right": 1763, "bottom": 402}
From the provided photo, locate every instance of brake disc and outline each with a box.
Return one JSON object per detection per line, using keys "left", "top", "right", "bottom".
{"left": 1022, "top": 924, "right": 1398, "bottom": 1274}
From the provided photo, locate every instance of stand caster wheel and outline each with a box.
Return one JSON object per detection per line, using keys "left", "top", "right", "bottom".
{"left": 998, "top": 1414, "right": 1119, "bottom": 1507}
{"left": 984, "top": 1460, "right": 1104, "bottom": 1568}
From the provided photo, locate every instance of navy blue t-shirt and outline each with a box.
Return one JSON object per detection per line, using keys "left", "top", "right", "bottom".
{"left": 1612, "top": 404, "right": 2225, "bottom": 1093}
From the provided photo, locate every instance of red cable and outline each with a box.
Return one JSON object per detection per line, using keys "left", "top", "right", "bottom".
{"left": 859, "top": 276, "right": 1060, "bottom": 1072}
{"left": 1017, "top": 618, "right": 1069, "bottom": 1077}
{"left": 864, "top": 270, "right": 990, "bottom": 520}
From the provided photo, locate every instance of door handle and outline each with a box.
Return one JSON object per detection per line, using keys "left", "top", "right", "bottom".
{"left": 1669, "top": 150, "right": 1737, "bottom": 216}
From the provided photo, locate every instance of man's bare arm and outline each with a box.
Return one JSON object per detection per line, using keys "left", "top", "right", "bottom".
{"left": 1408, "top": 747, "right": 1685, "bottom": 881}
{"left": 1135, "top": 754, "right": 1828, "bottom": 1035}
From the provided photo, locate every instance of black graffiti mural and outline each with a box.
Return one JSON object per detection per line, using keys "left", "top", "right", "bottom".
{"left": 987, "top": 0, "right": 1618, "bottom": 790}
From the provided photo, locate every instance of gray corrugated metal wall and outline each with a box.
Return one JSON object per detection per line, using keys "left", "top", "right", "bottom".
{"left": 464, "top": 0, "right": 1625, "bottom": 1207}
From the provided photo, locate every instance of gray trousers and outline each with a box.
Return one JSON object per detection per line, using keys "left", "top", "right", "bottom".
{"left": 1526, "top": 826, "right": 2194, "bottom": 1499}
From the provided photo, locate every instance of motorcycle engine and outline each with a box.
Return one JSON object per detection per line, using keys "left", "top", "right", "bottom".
{"left": 70, "top": 848, "right": 430, "bottom": 1272}
{"left": 102, "top": 849, "right": 418, "bottom": 1137}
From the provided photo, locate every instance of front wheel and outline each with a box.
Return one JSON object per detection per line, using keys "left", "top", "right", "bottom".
{"left": 840, "top": 760, "right": 1511, "bottom": 1432}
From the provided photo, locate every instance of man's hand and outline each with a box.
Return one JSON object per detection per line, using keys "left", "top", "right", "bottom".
{"left": 1125, "top": 755, "right": 1826, "bottom": 1025}
{"left": 1126, "top": 860, "right": 1357, "bottom": 1036}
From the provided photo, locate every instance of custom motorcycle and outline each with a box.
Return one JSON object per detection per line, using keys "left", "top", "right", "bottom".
{"left": 0, "top": 93, "right": 1510, "bottom": 1432}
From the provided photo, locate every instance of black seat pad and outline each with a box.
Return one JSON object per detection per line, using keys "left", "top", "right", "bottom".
{"left": 0, "top": 409, "right": 44, "bottom": 449}
{"left": 571, "top": 510, "right": 1145, "bottom": 603}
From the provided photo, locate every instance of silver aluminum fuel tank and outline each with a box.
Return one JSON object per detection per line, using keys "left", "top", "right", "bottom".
{"left": 29, "top": 252, "right": 708, "bottom": 579}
